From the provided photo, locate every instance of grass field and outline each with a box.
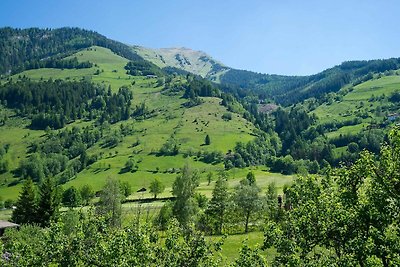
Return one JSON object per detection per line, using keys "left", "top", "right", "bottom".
{"left": 313, "top": 74, "right": 400, "bottom": 139}
{"left": 213, "top": 231, "right": 276, "bottom": 264}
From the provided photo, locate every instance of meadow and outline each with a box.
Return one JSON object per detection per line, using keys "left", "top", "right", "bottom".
{"left": 313, "top": 74, "right": 400, "bottom": 139}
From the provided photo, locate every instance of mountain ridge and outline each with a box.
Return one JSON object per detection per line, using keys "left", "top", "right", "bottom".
{"left": 2, "top": 26, "right": 400, "bottom": 107}
{"left": 132, "top": 45, "right": 229, "bottom": 81}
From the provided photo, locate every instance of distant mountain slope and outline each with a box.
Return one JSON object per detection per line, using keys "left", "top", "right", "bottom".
{"left": 133, "top": 43, "right": 400, "bottom": 106}
{"left": 133, "top": 46, "right": 229, "bottom": 81}
{"left": 0, "top": 27, "right": 143, "bottom": 75}
{"left": 2, "top": 26, "right": 400, "bottom": 107}
{"left": 219, "top": 58, "right": 400, "bottom": 105}
{"left": 0, "top": 45, "right": 257, "bottom": 200}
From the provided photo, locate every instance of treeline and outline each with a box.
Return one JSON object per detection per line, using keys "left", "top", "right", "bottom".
{"left": 3, "top": 171, "right": 268, "bottom": 266}
{"left": 125, "top": 60, "right": 163, "bottom": 76}
{"left": 0, "top": 27, "right": 143, "bottom": 74}
{"left": 182, "top": 77, "right": 220, "bottom": 107}
{"left": 0, "top": 79, "right": 132, "bottom": 129}
{"left": 224, "top": 105, "right": 334, "bottom": 174}
{"left": 0, "top": 212, "right": 264, "bottom": 266}
{"left": 329, "top": 129, "right": 386, "bottom": 164}
{"left": 23, "top": 56, "right": 92, "bottom": 70}
{"left": 219, "top": 58, "right": 400, "bottom": 106}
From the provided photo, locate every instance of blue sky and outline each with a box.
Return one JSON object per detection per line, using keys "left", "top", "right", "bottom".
{"left": 1, "top": 0, "right": 399, "bottom": 75}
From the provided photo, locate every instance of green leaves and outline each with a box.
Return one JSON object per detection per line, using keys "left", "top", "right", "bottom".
{"left": 172, "top": 164, "right": 200, "bottom": 227}
{"left": 149, "top": 178, "right": 165, "bottom": 199}
{"left": 265, "top": 128, "right": 400, "bottom": 266}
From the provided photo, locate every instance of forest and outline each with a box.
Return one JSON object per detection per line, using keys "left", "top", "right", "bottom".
{"left": 220, "top": 58, "right": 400, "bottom": 106}
{"left": 0, "top": 79, "right": 132, "bottom": 129}
{"left": 0, "top": 27, "right": 143, "bottom": 75}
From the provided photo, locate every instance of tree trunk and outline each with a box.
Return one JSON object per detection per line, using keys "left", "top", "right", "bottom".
{"left": 245, "top": 210, "right": 250, "bottom": 233}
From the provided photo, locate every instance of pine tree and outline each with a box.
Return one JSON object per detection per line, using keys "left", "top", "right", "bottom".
{"left": 205, "top": 176, "right": 229, "bottom": 234}
{"left": 36, "top": 176, "right": 60, "bottom": 227}
{"left": 205, "top": 134, "right": 211, "bottom": 145}
{"left": 12, "top": 178, "right": 37, "bottom": 225}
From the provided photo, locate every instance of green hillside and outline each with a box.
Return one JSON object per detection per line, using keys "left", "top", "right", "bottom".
{"left": 0, "top": 46, "right": 263, "bottom": 200}
{"left": 314, "top": 74, "right": 400, "bottom": 130}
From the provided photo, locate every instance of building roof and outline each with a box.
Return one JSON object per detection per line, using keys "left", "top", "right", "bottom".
{"left": 0, "top": 220, "right": 19, "bottom": 229}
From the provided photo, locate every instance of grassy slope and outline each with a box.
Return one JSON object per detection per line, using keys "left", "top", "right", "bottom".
{"left": 313, "top": 75, "right": 400, "bottom": 137}
{"left": 0, "top": 46, "right": 292, "bottom": 201}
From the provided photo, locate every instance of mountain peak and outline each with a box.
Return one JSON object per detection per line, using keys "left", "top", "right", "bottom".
{"left": 132, "top": 46, "right": 229, "bottom": 80}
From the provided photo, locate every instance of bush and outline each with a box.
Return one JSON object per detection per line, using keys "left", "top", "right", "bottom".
{"left": 222, "top": 112, "right": 232, "bottom": 121}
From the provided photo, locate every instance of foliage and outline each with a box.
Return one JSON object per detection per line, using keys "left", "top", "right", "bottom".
{"left": 36, "top": 176, "right": 60, "bottom": 227}
{"left": 205, "top": 134, "right": 211, "bottom": 145}
{"left": 119, "top": 180, "right": 132, "bottom": 198}
{"left": 23, "top": 56, "right": 92, "bottom": 70}
{"left": 17, "top": 125, "right": 102, "bottom": 184}
{"left": 79, "top": 184, "right": 95, "bottom": 205}
{"left": 172, "top": 164, "right": 200, "bottom": 227}
{"left": 220, "top": 58, "right": 400, "bottom": 106}
{"left": 149, "top": 178, "right": 165, "bottom": 199}
{"left": 158, "top": 136, "right": 180, "bottom": 156}
{"left": 222, "top": 112, "right": 232, "bottom": 121}
{"left": 0, "top": 214, "right": 228, "bottom": 267}
{"left": 263, "top": 128, "right": 400, "bottom": 266}
{"left": 230, "top": 241, "right": 268, "bottom": 267}
{"left": 125, "top": 60, "right": 163, "bottom": 76}
{"left": 0, "top": 79, "right": 132, "bottom": 129}
{"left": 232, "top": 177, "right": 262, "bottom": 233}
{"left": 11, "top": 179, "right": 37, "bottom": 224}
{"left": 61, "top": 186, "right": 82, "bottom": 207}
{"left": 154, "top": 201, "right": 174, "bottom": 230}
{"left": 205, "top": 175, "right": 229, "bottom": 234}
{"left": 96, "top": 177, "right": 122, "bottom": 227}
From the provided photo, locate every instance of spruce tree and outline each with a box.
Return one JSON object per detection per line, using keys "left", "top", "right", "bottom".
{"left": 12, "top": 178, "right": 37, "bottom": 225}
{"left": 205, "top": 134, "right": 211, "bottom": 145}
{"left": 36, "top": 176, "right": 60, "bottom": 227}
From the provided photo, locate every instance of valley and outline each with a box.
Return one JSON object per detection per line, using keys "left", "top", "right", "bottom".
{"left": 0, "top": 27, "right": 399, "bottom": 266}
